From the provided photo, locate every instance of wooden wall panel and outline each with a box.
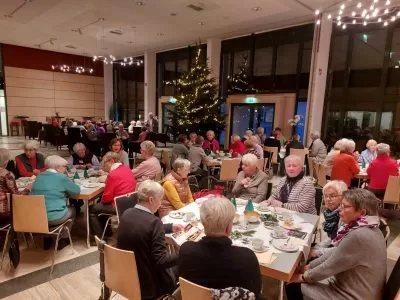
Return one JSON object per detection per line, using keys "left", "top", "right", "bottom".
{"left": 55, "top": 90, "right": 94, "bottom": 101}
{"left": 7, "top": 97, "right": 55, "bottom": 108}
{"left": 54, "top": 81, "right": 95, "bottom": 93}
{"left": 6, "top": 86, "right": 54, "bottom": 98}
{"left": 55, "top": 99, "right": 95, "bottom": 109}
{"left": 6, "top": 77, "right": 54, "bottom": 90}
{"left": 4, "top": 67, "right": 53, "bottom": 80}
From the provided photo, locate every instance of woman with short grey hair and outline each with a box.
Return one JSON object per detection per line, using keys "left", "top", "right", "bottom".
{"left": 67, "top": 143, "right": 100, "bottom": 170}
{"left": 159, "top": 158, "right": 193, "bottom": 217}
{"left": 232, "top": 153, "right": 268, "bottom": 203}
{"left": 358, "top": 139, "right": 377, "bottom": 165}
{"left": 331, "top": 138, "right": 360, "bottom": 187}
{"left": 132, "top": 140, "right": 162, "bottom": 183}
{"left": 309, "top": 131, "right": 327, "bottom": 163}
{"left": 323, "top": 139, "right": 345, "bottom": 177}
{"left": 15, "top": 140, "right": 46, "bottom": 177}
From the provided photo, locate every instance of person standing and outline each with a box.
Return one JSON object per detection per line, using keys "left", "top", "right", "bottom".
{"left": 145, "top": 112, "right": 159, "bottom": 133}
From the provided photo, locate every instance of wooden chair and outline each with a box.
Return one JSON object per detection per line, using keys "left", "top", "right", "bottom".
{"left": 257, "top": 158, "right": 265, "bottom": 172}
{"left": 263, "top": 146, "right": 278, "bottom": 164}
{"left": 179, "top": 277, "right": 211, "bottom": 300}
{"left": 115, "top": 192, "right": 138, "bottom": 224}
{"left": 316, "top": 163, "right": 327, "bottom": 187}
{"left": 96, "top": 236, "right": 141, "bottom": 300}
{"left": 161, "top": 150, "right": 171, "bottom": 174}
{"left": 290, "top": 148, "right": 307, "bottom": 166}
{"left": 0, "top": 221, "right": 11, "bottom": 270}
{"left": 208, "top": 158, "right": 241, "bottom": 190}
{"left": 383, "top": 176, "right": 400, "bottom": 209}
{"left": 155, "top": 171, "right": 163, "bottom": 182}
{"left": 12, "top": 195, "right": 74, "bottom": 275}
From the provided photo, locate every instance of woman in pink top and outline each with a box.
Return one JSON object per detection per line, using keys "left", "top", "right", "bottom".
{"left": 132, "top": 141, "right": 162, "bottom": 183}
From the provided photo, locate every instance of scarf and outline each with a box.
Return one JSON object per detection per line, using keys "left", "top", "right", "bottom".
{"left": 323, "top": 208, "right": 340, "bottom": 239}
{"left": 332, "top": 215, "right": 379, "bottom": 246}
{"left": 279, "top": 171, "right": 304, "bottom": 203}
{"left": 170, "top": 170, "right": 188, "bottom": 183}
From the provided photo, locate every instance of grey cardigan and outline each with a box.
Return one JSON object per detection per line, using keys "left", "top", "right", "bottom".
{"left": 302, "top": 227, "right": 387, "bottom": 300}
{"left": 232, "top": 170, "right": 268, "bottom": 203}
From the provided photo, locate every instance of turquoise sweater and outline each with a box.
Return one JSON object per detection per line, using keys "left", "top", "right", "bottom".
{"left": 31, "top": 171, "right": 80, "bottom": 221}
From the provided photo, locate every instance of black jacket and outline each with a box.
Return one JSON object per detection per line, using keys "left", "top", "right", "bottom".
{"left": 285, "top": 140, "right": 305, "bottom": 157}
{"left": 117, "top": 207, "right": 177, "bottom": 300}
{"left": 178, "top": 236, "right": 262, "bottom": 298}
{"left": 264, "top": 137, "right": 281, "bottom": 152}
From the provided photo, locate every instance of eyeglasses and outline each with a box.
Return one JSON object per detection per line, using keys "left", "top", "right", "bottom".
{"left": 339, "top": 203, "right": 353, "bottom": 209}
{"left": 323, "top": 194, "right": 342, "bottom": 199}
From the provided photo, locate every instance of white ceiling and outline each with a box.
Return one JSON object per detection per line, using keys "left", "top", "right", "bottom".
{"left": 0, "top": 0, "right": 338, "bottom": 58}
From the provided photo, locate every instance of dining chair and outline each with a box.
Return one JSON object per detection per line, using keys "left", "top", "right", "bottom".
{"left": 316, "top": 163, "right": 327, "bottom": 187}
{"left": 384, "top": 255, "right": 400, "bottom": 300}
{"left": 257, "top": 158, "right": 265, "bottom": 172}
{"left": 263, "top": 146, "right": 278, "bottom": 164}
{"left": 115, "top": 192, "right": 138, "bottom": 224}
{"left": 95, "top": 236, "right": 141, "bottom": 300}
{"left": 208, "top": 158, "right": 241, "bottom": 191}
{"left": 179, "top": 277, "right": 212, "bottom": 300}
{"left": 290, "top": 148, "right": 306, "bottom": 166}
{"left": 0, "top": 193, "right": 11, "bottom": 270}
{"left": 383, "top": 176, "right": 400, "bottom": 209}
{"left": 12, "top": 195, "right": 74, "bottom": 275}
{"left": 155, "top": 171, "right": 163, "bottom": 182}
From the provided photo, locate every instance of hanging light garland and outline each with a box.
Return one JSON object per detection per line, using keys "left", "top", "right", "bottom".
{"left": 93, "top": 54, "right": 116, "bottom": 64}
{"left": 118, "top": 56, "right": 144, "bottom": 67}
{"left": 51, "top": 64, "right": 94, "bottom": 74}
{"left": 315, "top": 0, "right": 400, "bottom": 29}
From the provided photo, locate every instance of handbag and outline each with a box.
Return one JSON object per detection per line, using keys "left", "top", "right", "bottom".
{"left": 193, "top": 185, "right": 224, "bottom": 199}
{"left": 8, "top": 229, "right": 20, "bottom": 269}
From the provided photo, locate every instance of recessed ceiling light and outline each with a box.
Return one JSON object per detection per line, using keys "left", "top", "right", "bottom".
{"left": 199, "top": 21, "right": 206, "bottom": 26}
{"left": 136, "top": 1, "right": 144, "bottom": 6}
{"left": 157, "top": 33, "right": 164, "bottom": 36}
{"left": 170, "top": 12, "right": 177, "bottom": 16}
{"left": 252, "top": 6, "right": 262, "bottom": 11}
{"left": 127, "top": 41, "right": 134, "bottom": 44}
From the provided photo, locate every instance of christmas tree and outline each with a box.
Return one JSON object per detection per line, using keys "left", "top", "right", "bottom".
{"left": 228, "top": 55, "right": 256, "bottom": 94}
{"left": 170, "top": 46, "right": 225, "bottom": 135}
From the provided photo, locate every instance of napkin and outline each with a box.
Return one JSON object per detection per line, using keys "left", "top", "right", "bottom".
{"left": 256, "top": 250, "right": 277, "bottom": 266}
{"left": 289, "top": 237, "right": 308, "bottom": 247}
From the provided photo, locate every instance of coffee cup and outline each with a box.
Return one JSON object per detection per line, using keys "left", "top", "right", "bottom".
{"left": 183, "top": 212, "right": 195, "bottom": 222}
{"left": 252, "top": 238, "right": 264, "bottom": 251}
{"left": 273, "top": 227, "right": 286, "bottom": 237}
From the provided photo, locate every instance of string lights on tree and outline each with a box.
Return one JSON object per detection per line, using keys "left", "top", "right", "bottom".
{"left": 315, "top": 0, "right": 400, "bottom": 29}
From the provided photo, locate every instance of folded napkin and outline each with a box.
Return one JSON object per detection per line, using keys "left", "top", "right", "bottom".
{"left": 289, "top": 237, "right": 308, "bottom": 247}
{"left": 256, "top": 250, "right": 277, "bottom": 266}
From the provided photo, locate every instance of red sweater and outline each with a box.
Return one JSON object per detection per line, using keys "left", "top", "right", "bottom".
{"left": 367, "top": 155, "right": 399, "bottom": 190}
{"left": 102, "top": 164, "right": 136, "bottom": 206}
{"left": 203, "top": 139, "right": 220, "bottom": 151}
{"left": 15, "top": 155, "right": 46, "bottom": 177}
{"left": 331, "top": 153, "right": 360, "bottom": 187}
{"left": 229, "top": 140, "right": 246, "bottom": 155}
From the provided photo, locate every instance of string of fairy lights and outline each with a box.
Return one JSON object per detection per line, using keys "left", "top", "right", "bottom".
{"left": 315, "top": 0, "right": 400, "bottom": 29}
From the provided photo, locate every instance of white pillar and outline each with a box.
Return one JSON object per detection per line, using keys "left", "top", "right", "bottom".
{"left": 305, "top": 16, "right": 332, "bottom": 145}
{"left": 103, "top": 63, "right": 113, "bottom": 121}
{"left": 207, "top": 38, "right": 221, "bottom": 87}
{"left": 144, "top": 52, "right": 156, "bottom": 123}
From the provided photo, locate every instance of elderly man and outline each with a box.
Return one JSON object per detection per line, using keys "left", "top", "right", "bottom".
{"left": 285, "top": 133, "right": 304, "bottom": 157}
{"left": 309, "top": 131, "right": 327, "bottom": 163}
{"left": 171, "top": 134, "right": 189, "bottom": 166}
{"left": 179, "top": 197, "right": 262, "bottom": 298}
{"left": 67, "top": 143, "right": 100, "bottom": 170}
{"left": 117, "top": 180, "right": 183, "bottom": 300}
{"left": 188, "top": 136, "right": 210, "bottom": 189}
{"left": 145, "top": 112, "right": 159, "bottom": 133}
{"left": 367, "top": 143, "right": 399, "bottom": 199}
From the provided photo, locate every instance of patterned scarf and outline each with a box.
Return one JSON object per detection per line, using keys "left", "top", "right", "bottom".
{"left": 323, "top": 208, "right": 340, "bottom": 239}
{"left": 332, "top": 215, "right": 379, "bottom": 246}
{"left": 279, "top": 171, "right": 304, "bottom": 203}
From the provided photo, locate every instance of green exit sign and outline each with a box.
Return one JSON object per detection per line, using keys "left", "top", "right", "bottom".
{"left": 245, "top": 96, "right": 257, "bottom": 103}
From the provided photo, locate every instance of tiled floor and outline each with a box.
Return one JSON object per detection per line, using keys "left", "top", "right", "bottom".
{"left": 0, "top": 136, "right": 399, "bottom": 299}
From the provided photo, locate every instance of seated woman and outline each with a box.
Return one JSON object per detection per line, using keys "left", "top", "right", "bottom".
{"left": 243, "top": 136, "right": 263, "bottom": 159}
{"left": 116, "top": 123, "right": 129, "bottom": 140}
{"left": 229, "top": 134, "right": 246, "bottom": 157}
{"left": 179, "top": 197, "right": 262, "bottom": 298}
{"left": 89, "top": 152, "right": 136, "bottom": 239}
{"left": 260, "top": 155, "right": 316, "bottom": 214}
{"left": 128, "top": 120, "right": 136, "bottom": 133}
{"left": 109, "top": 138, "right": 129, "bottom": 166}
{"left": 331, "top": 138, "right": 360, "bottom": 187}
{"left": 15, "top": 140, "right": 46, "bottom": 177}
{"left": 117, "top": 180, "right": 183, "bottom": 300}
{"left": 132, "top": 141, "right": 162, "bottom": 183}
{"left": 67, "top": 143, "right": 100, "bottom": 170}
{"left": 287, "top": 189, "right": 386, "bottom": 300}
{"left": 232, "top": 153, "right": 268, "bottom": 203}
{"left": 0, "top": 148, "right": 31, "bottom": 223}
{"left": 138, "top": 127, "right": 149, "bottom": 143}
{"left": 158, "top": 158, "right": 193, "bottom": 217}
{"left": 31, "top": 155, "right": 80, "bottom": 250}
{"left": 203, "top": 130, "right": 220, "bottom": 152}
{"left": 86, "top": 123, "right": 98, "bottom": 142}
{"left": 323, "top": 139, "right": 344, "bottom": 177}
{"left": 358, "top": 139, "right": 377, "bottom": 165}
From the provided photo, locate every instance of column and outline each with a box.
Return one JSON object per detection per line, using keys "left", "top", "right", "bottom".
{"left": 207, "top": 38, "right": 221, "bottom": 87}
{"left": 103, "top": 63, "right": 113, "bottom": 121}
{"left": 144, "top": 51, "right": 156, "bottom": 125}
{"left": 305, "top": 15, "right": 332, "bottom": 144}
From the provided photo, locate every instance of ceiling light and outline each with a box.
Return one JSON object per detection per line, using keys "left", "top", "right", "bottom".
{"left": 340, "top": 4, "right": 345, "bottom": 10}
{"left": 337, "top": 15, "right": 342, "bottom": 20}
{"left": 199, "top": 21, "right": 206, "bottom": 26}
{"left": 363, "top": 21, "right": 367, "bottom": 25}
{"left": 316, "top": 19, "right": 321, "bottom": 24}
{"left": 395, "top": 65, "right": 399, "bottom": 68}
{"left": 384, "top": 20, "right": 388, "bottom": 25}
{"left": 397, "top": 11, "right": 400, "bottom": 16}
{"left": 384, "top": 8, "right": 389, "bottom": 13}
{"left": 378, "top": 17, "right": 382, "bottom": 22}
{"left": 386, "top": 0, "right": 391, "bottom": 5}
{"left": 327, "top": 14, "right": 332, "bottom": 19}
{"left": 338, "top": 21, "right": 342, "bottom": 25}
{"left": 339, "top": 10, "right": 343, "bottom": 15}
{"left": 353, "top": 19, "right": 357, "bottom": 24}
{"left": 374, "top": 0, "right": 379, "bottom": 2}
{"left": 252, "top": 6, "right": 262, "bottom": 11}
{"left": 370, "top": 5, "right": 375, "bottom": 10}
{"left": 391, "top": 16, "right": 396, "bottom": 21}
{"left": 357, "top": 2, "right": 362, "bottom": 8}
{"left": 315, "top": 9, "right": 320, "bottom": 15}
{"left": 170, "top": 12, "right": 177, "bottom": 16}
{"left": 342, "top": 24, "right": 347, "bottom": 29}
{"left": 352, "top": 11, "right": 356, "bottom": 16}
{"left": 136, "top": 1, "right": 144, "bottom": 6}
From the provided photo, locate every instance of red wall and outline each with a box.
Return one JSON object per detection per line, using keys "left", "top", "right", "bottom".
{"left": 2, "top": 44, "right": 104, "bottom": 77}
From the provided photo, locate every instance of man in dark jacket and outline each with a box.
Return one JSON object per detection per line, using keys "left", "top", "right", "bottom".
{"left": 285, "top": 133, "right": 305, "bottom": 157}
{"left": 117, "top": 180, "right": 183, "bottom": 300}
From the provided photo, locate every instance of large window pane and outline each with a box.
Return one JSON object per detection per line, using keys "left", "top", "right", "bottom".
{"left": 330, "top": 35, "right": 348, "bottom": 90}
{"left": 386, "top": 28, "right": 400, "bottom": 89}
{"left": 177, "top": 59, "right": 188, "bottom": 79}
{"left": 253, "top": 47, "right": 273, "bottom": 91}
{"left": 233, "top": 50, "right": 251, "bottom": 74}
{"left": 163, "top": 61, "right": 175, "bottom": 96}
{"left": 276, "top": 43, "right": 298, "bottom": 90}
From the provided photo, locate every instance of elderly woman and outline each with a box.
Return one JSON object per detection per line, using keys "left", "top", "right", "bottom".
{"left": 106, "top": 124, "right": 114, "bottom": 133}
{"left": 132, "top": 141, "right": 162, "bottom": 183}
{"left": 229, "top": 134, "right": 246, "bottom": 156}
{"left": 331, "top": 139, "right": 360, "bottom": 187}
{"left": 118, "top": 180, "right": 183, "bottom": 299}
{"left": 67, "top": 143, "right": 100, "bottom": 170}
{"left": 367, "top": 143, "right": 399, "bottom": 199}
{"left": 31, "top": 155, "right": 80, "bottom": 250}
{"left": 179, "top": 197, "right": 262, "bottom": 298}
{"left": 89, "top": 151, "right": 136, "bottom": 239}
{"left": 287, "top": 189, "right": 386, "bottom": 300}
{"left": 358, "top": 139, "right": 377, "bottom": 165}
{"left": 116, "top": 123, "right": 129, "bottom": 140}
{"left": 86, "top": 123, "right": 98, "bottom": 142}
{"left": 232, "top": 153, "right": 268, "bottom": 203}
{"left": 256, "top": 127, "right": 266, "bottom": 144}
{"left": 109, "top": 138, "right": 129, "bottom": 166}
{"left": 309, "top": 131, "right": 327, "bottom": 163}
{"left": 203, "top": 130, "right": 220, "bottom": 152}
{"left": 260, "top": 155, "right": 316, "bottom": 214}
{"left": 128, "top": 120, "right": 136, "bottom": 133}
{"left": 15, "top": 140, "right": 46, "bottom": 177}
{"left": 0, "top": 149, "right": 31, "bottom": 221}
{"left": 244, "top": 136, "right": 263, "bottom": 159}
{"left": 159, "top": 158, "right": 194, "bottom": 217}
{"left": 323, "top": 139, "right": 344, "bottom": 177}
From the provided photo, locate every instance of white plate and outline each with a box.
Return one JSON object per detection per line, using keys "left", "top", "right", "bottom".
{"left": 83, "top": 183, "right": 100, "bottom": 188}
{"left": 250, "top": 245, "right": 269, "bottom": 253}
{"left": 257, "top": 205, "right": 271, "bottom": 212}
{"left": 169, "top": 211, "right": 185, "bottom": 219}
{"left": 270, "top": 232, "right": 288, "bottom": 239}
{"left": 279, "top": 221, "right": 301, "bottom": 230}
{"left": 272, "top": 239, "right": 299, "bottom": 252}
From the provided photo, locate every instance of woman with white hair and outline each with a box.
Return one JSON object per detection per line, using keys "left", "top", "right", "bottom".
{"left": 203, "top": 130, "right": 220, "bottom": 152}
{"left": 232, "top": 153, "right": 268, "bottom": 203}
{"left": 331, "top": 139, "right": 360, "bottom": 187}
{"left": 260, "top": 155, "right": 316, "bottom": 214}
{"left": 229, "top": 134, "right": 246, "bottom": 156}
{"left": 179, "top": 197, "right": 262, "bottom": 297}
{"left": 159, "top": 158, "right": 193, "bottom": 217}
{"left": 128, "top": 120, "right": 136, "bottom": 133}
{"left": 132, "top": 141, "right": 162, "bottom": 183}
{"left": 118, "top": 180, "right": 183, "bottom": 299}
{"left": 116, "top": 123, "right": 129, "bottom": 140}
{"left": 15, "top": 140, "right": 46, "bottom": 177}
{"left": 367, "top": 143, "right": 399, "bottom": 199}
{"left": 243, "top": 136, "right": 263, "bottom": 159}
{"left": 323, "top": 139, "right": 344, "bottom": 177}
{"left": 31, "top": 155, "right": 80, "bottom": 250}
{"left": 0, "top": 148, "right": 31, "bottom": 221}
{"left": 358, "top": 139, "right": 377, "bottom": 165}
{"left": 67, "top": 143, "right": 100, "bottom": 170}
{"left": 309, "top": 131, "right": 327, "bottom": 163}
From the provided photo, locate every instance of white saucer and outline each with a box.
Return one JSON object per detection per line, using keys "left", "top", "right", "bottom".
{"left": 251, "top": 245, "right": 269, "bottom": 253}
{"left": 169, "top": 212, "right": 185, "bottom": 219}
{"left": 270, "top": 232, "right": 288, "bottom": 239}
{"left": 272, "top": 239, "right": 299, "bottom": 252}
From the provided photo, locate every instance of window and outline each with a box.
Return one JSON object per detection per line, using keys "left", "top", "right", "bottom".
{"left": 163, "top": 61, "right": 175, "bottom": 96}
{"left": 233, "top": 50, "right": 251, "bottom": 75}
{"left": 386, "top": 28, "right": 400, "bottom": 88}
{"left": 253, "top": 47, "right": 273, "bottom": 76}
{"left": 275, "top": 43, "right": 299, "bottom": 90}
